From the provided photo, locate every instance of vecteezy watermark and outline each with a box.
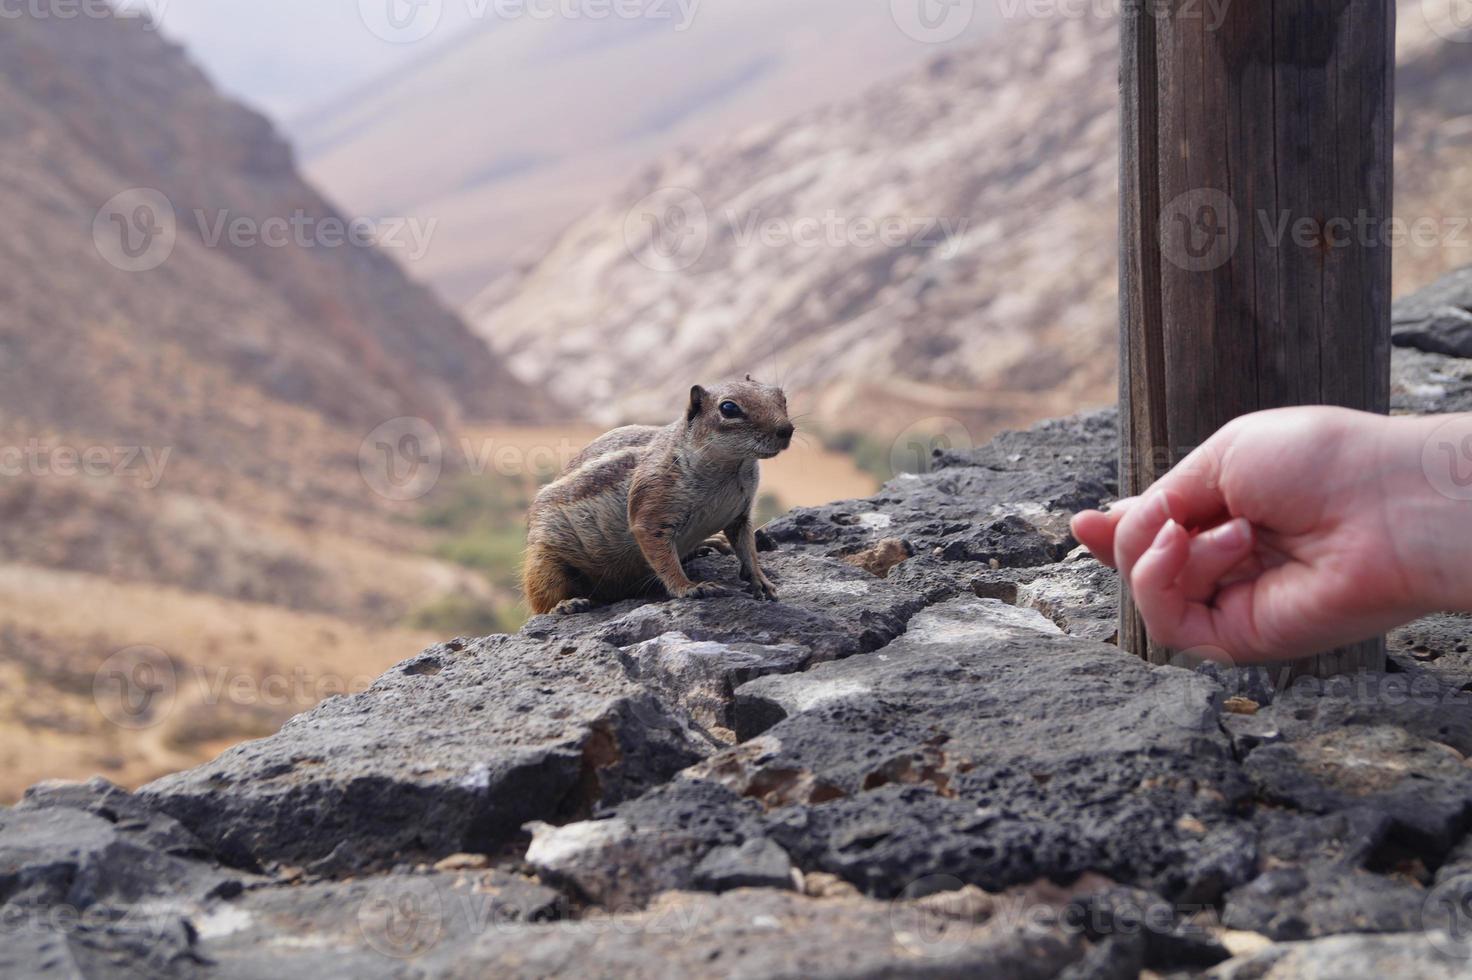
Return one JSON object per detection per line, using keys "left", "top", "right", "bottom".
{"left": 358, "top": 877, "right": 446, "bottom": 959}
{"left": 94, "top": 646, "right": 178, "bottom": 731}
{"left": 0, "top": 440, "right": 172, "bottom": 489}
{"left": 93, "top": 188, "right": 176, "bottom": 273}
{"left": 888, "top": 874, "right": 1219, "bottom": 961}
{"left": 92, "top": 648, "right": 379, "bottom": 731}
{"left": 93, "top": 188, "right": 438, "bottom": 272}
{"left": 622, "top": 188, "right": 969, "bottom": 273}
{"left": 1159, "top": 646, "right": 1237, "bottom": 732}
{"left": 1159, "top": 188, "right": 1239, "bottom": 273}
{"left": 0, "top": 0, "right": 171, "bottom": 28}
{"left": 360, "top": 418, "right": 446, "bottom": 503}
{"left": 994, "top": 0, "right": 1231, "bottom": 29}
{"left": 357, "top": 418, "right": 586, "bottom": 501}
{"left": 0, "top": 901, "right": 192, "bottom": 975}
{"left": 890, "top": 418, "right": 975, "bottom": 477}
{"left": 1424, "top": 874, "right": 1472, "bottom": 959}
{"left": 624, "top": 187, "right": 709, "bottom": 273}
{"left": 357, "top": 0, "right": 700, "bottom": 44}
{"left": 1160, "top": 189, "right": 1471, "bottom": 273}
{"left": 193, "top": 210, "right": 438, "bottom": 261}
{"left": 351, "top": 874, "right": 699, "bottom": 963}
{"left": 1161, "top": 651, "right": 1472, "bottom": 737}
{"left": 1422, "top": 415, "right": 1472, "bottom": 502}
{"left": 1423, "top": 0, "right": 1472, "bottom": 42}
{"left": 891, "top": 0, "right": 975, "bottom": 43}
{"left": 889, "top": 875, "right": 987, "bottom": 959}
{"left": 1257, "top": 209, "right": 1472, "bottom": 252}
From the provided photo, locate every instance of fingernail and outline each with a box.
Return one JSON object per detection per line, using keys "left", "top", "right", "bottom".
{"left": 1220, "top": 518, "right": 1252, "bottom": 550}
{"left": 1151, "top": 519, "right": 1181, "bottom": 550}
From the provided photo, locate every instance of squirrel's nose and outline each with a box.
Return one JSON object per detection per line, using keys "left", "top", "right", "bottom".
{"left": 777, "top": 423, "right": 795, "bottom": 442}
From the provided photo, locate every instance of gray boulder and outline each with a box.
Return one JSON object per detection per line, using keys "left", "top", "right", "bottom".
{"left": 140, "top": 635, "right": 709, "bottom": 873}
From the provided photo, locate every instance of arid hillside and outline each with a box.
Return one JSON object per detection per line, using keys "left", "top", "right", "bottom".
{"left": 0, "top": 10, "right": 554, "bottom": 799}
{"left": 473, "top": 5, "right": 1472, "bottom": 441}
{"left": 295, "top": 0, "right": 1000, "bottom": 301}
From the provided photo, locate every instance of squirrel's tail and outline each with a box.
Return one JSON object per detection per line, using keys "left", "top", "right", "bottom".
{"left": 522, "top": 546, "right": 575, "bottom": 615}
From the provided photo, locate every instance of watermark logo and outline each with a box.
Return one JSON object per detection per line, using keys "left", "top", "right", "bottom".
{"left": 92, "top": 646, "right": 377, "bottom": 732}
{"left": 1159, "top": 646, "right": 1234, "bottom": 732}
{"left": 622, "top": 188, "right": 969, "bottom": 273}
{"left": 358, "top": 877, "right": 445, "bottom": 959}
{"left": 890, "top": 418, "right": 975, "bottom": 477}
{"left": 94, "top": 188, "right": 438, "bottom": 271}
{"left": 93, "top": 646, "right": 178, "bottom": 730}
{"left": 0, "top": 441, "right": 171, "bottom": 489}
{"left": 360, "top": 417, "right": 445, "bottom": 502}
{"left": 1159, "top": 188, "right": 1239, "bottom": 273}
{"left": 1424, "top": 0, "right": 1472, "bottom": 42}
{"left": 356, "top": 418, "right": 593, "bottom": 500}
{"left": 358, "top": 0, "right": 699, "bottom": 44}
{"left": 194, "top": 210, "right": 438, "bottom": 261}
{"left": 624, "top": 187, "right": 710, "bottom": 273}
{"left": 93, "top": 188, "right": 176, "bottom": 273}
{"left": 995, "top": 0, "right": 1229, "bottom": 30}
{"left": 359, "top": 0, "right": 444, "bottom": 43}
{"left": 1424, "top": 875, "right": 1472, "bottom": 959}
{"left": 0, "top": 0, "right": 171, "bottom": 28}
{"left": 891, "top": 0, "right": 975, "bottom": 43}
{"left": 1422, "top": 415, "right": 1472, "bottom": 501}
{"left": 889, "top": 874, "right": 984, "bottom": 959}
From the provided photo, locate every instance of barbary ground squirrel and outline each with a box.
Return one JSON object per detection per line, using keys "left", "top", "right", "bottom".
{"left": 523, "top": 379, "right": 795, "bottom": 615}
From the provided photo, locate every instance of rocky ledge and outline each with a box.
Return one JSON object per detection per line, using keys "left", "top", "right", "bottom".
{"left": 8, "top": 284, "right": 1472, "bottom": 978}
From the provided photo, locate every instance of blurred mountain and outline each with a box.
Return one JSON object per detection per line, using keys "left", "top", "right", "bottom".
{"left": 293, "top": 0, "right": 1000, "bottom": 301}
{"left": 0, "top": 10, "right": 547, "bottom": 795}
{"left": 471, "top": 5, "right": 1472, "bottom": 439}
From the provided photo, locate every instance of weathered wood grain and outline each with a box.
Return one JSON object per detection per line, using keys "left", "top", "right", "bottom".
{"left": 1119, "top": 0, "right": 1395, "bottom": 677}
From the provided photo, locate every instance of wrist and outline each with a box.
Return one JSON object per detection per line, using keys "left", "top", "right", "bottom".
{"left": 1385, "top": 413, "right": 1472, "bottom": 614}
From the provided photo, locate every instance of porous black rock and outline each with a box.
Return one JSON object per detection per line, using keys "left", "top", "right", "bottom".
{"left": 527, "top": 553, "right": 928, "bottom": 663}
{"left": 1388, "top": 613, "right": 1472, "bottom": 693}
{"left": 764, "top": 411, "right": 1116, "bottom": 564}
{"left": 691, "top": 837, "right": 795, "bottom": 893}
{"left": 1243, "top": 726, "right": 1472, "bottom": 859}
{"left": 140, "top": 635, "right": 709, "bottom": 874}
{"left": 968, "top": 554, "right": 1121, "bottom": 643}
{"left": 11, "top": 343, "right": 1472, "bottom": 977}
{"left": 1208, "top": 932, "right": 1470, "bottom": 979}
{"left": 616, "top": 632, "right": 812, "bottom": 735}
{"left": 2, "top": 779, "right": 244, "bottom": 910}
{"left": 1221, "top": 809, "right": 1430, "bottom": 940}
{"left": 599, "top": 597, "right": 1257, "bottom": 905}
{"left": 1394, "top": 307, "right": 1472, "bottom": 358}
{"left": 525, "top": 780, "right": 768, "bottom": 907}
{"left": 1393, "top": 264, "right": 1472, "bottom": 359}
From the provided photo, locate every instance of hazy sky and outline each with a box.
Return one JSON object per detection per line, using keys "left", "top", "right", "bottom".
{"left": 148, "top": 0, "right": 483, "bottom": 124}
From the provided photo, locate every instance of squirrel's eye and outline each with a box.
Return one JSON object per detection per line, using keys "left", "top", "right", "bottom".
{"left": 719, "top": 401, "right": 744, "bottom": 419}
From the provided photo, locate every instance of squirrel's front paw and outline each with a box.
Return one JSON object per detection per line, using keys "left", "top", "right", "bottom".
{"left": 553, "top": 598, "right": 596, "bottom": 616}
{"left": 678, "top": 581, "right": 732, "bottom": 601}
{"left": 751, "top": 576, "right": 779, "bottom": 601}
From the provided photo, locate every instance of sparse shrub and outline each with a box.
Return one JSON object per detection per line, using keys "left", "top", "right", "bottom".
{"left": 816, "top": 427, "right": 895, "bottom": 481}
{"left": 418, "top": 475, "right": 534, "bottom": 592}
{"left": 755, "top": 491, "right": 786, "bottom": 527}
{"left": 405, "top": 594, "right": 524, "bottom": 637}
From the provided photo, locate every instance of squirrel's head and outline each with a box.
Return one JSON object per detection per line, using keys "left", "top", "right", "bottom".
{"left": 685, "top": 377, "right": 795, "bottom": 462}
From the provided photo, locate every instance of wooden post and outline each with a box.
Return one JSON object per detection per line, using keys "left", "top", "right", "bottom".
{"left": 1119, "top": 0, "right": 1394, "bottom": 677}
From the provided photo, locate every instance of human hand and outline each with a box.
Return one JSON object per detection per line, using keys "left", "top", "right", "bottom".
{"left": 1072, "top": 407, "right": 1471, "bottom": 663}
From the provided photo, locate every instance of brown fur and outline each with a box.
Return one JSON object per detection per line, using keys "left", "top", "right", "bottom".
{"left": 523, "top": 380, "right": 795, "bottom": 614}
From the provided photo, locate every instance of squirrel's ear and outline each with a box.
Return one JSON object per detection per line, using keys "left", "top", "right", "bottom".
{"left": 687, "top": 385, "right": 707, "bottom": 423}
